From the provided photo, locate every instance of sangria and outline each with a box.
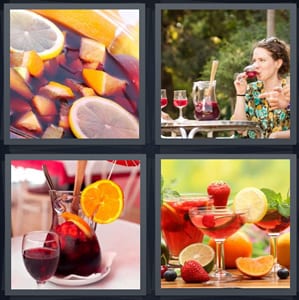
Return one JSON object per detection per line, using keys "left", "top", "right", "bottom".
{"left": 161, "top": 193, "right": 213, "bottom": 263}
{"left": 192, "top": 80, "right": 220, "bottom": 120}
{"left": 189, "top": 206, "right": 248, "bottom": 283}
{"left": 244, "top": 64, "right": 257, "bottom": 79}
{"left": 173, "top": 90, "right": 188, "bottom": 122}
{"left": 49, "top": 190, "right": 101, "bottom": 277}
{"left": 22, "top": 231, "right": 60, "bottom": 286}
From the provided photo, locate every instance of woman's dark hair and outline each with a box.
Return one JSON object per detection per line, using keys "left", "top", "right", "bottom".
{"left": 253, "top": 37, "right": 290, "bottom": 77}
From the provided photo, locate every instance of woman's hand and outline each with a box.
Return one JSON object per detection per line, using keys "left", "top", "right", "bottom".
{"left": 234, "top": 72, "right": 248, "bottom": 94}
{"left": 260, "top": 85, "right": 290, "bottom": 110}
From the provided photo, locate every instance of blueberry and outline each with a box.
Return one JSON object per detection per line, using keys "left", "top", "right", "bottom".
{"left": 163, "top": 269, "right": 177, "bottom": 281}
{"left": 277, "top": 268, "right": 289, "bottom": 279}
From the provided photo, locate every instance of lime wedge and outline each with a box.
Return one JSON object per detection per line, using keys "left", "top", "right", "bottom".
{"left": 233, "top": 187, "right": 268, "bottom": 223}
{"left": 178, "top": 243, "right": 215, "bottom": 273}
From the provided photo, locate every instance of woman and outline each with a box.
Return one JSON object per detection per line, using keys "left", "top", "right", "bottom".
{"left": 232, "top": 37, "right": 290, "bottom": 139}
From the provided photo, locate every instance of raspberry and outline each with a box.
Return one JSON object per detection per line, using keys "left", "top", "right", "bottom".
{"left": 202, "top": 215, "right": 215, "bottom": 228}
{"left": 181, "top": 260, "right": 210, "bottom": 283}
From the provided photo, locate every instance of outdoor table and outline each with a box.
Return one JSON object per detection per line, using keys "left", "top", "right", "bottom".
{"left": 161, "top": 120, "right": 264, "bottom": 139}
{"left": 10, "top": 219, "right": 140, "bottom": 291}
{"left": 161, "top": 269, "right": 290, "bottom": 289}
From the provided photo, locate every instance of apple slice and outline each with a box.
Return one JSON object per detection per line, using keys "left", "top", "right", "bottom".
{"left": 82, "top": 68, "right": 127, "bottom": 96}
{"left": 32, "top": 95, "right": 57, "bottom": 116}
{"left": 38, "top": 81, "right": 75, "bottom": 100}
{"left": 10, "top": 68, "right": 33, "bottom": 100}
{"left": 22, "top": 50, "right": 44, "bottom": 77}
{"left": 15, "top": 111, "right": 42, "bottom": 133}
{"left": 79, "top": 37, "right": 106, "bottom": 63}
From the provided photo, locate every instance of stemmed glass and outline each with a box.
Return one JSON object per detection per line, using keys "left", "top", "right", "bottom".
{"left": 189, "top": 206, "right": 248, "bottom": 284}
{"left": 173, "top": 90, "right": 188, "bottom": 122}
{"left": 254, "top": 203, "right": 290, "bottom": 278}
{"left": 161, "top": 89, "right": 168, "bottom": 122}
{"left": 22, "top": 231, "right": 60, "bottom": 287}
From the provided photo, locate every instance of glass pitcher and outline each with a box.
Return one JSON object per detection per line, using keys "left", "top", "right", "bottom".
{"left": 49, "top": 190, "right": 101, "bottom": 277}
{"left": 192, "top": 80, "right": 220, "bottom": 120}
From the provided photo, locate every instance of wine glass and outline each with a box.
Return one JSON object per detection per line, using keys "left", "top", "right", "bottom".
{"left": 189, "top": 206, "right": 248, "bottom": 284}
{"left": 22, "top": 231, "right": 60, "bottom": 287}
{"left": 254, "top": 203, "right": 290, "bottom": 278}
{"left": 161, "top": 89, "right": 168, "bottom": 123}
{"left": 173, "top": 90, "right": 188, "bottom": 122}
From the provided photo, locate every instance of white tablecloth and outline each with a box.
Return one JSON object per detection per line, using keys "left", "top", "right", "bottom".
{"left": 10, "top": 219, "right": 140, "bottom": 290}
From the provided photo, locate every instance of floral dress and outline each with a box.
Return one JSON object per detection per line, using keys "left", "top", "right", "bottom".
{"left": 243, "top": 79, "right": 290, "bottom": 138}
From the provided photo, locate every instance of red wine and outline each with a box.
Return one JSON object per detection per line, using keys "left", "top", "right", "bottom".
{"left": 23, "top": 247, "right": 59, "bottom": 282}
{"left": 173, "top": 98, "right": 188, "bottom": 108}
{"left": 160, "top": 97, "right": 168, "bottom": 108}
{"left": 194, "top": 101, "right": 220, "bottom": 120}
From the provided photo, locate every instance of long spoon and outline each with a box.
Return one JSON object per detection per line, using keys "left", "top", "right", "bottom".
{"left": 42, "top": 164, "right": 55, "bottom": 190}
{"left": 71, "top": 160, "right": 87, "bottom": 214}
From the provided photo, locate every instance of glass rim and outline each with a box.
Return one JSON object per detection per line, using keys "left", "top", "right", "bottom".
{"left": 189, "top": 206, "right": 248, "bottom": 214}
{"left": 23, "top": 230, "right": 59, "bottom": 241}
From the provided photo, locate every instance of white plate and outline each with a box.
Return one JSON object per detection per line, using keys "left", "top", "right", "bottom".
{"left": 49, "top": 266, "right": 111, "bottom": 287}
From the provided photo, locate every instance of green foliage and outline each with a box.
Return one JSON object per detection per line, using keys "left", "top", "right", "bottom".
{"left": 160, "top": 176, "right": 180, "bottom": 204}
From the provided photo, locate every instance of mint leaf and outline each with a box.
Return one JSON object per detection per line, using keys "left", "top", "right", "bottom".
{"left": 260, "top": 188, "right": 281, "bottom": 209}
{"left": 278, "top": 202, "right": 290, "bottom": 218}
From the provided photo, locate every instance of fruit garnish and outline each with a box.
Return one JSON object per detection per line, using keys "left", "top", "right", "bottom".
{"left": 181, "top": 260, "right": 210, "bottom": 283}
{"left": 68, "top": 96, "right": 139, "bottom": 139}
{"left": 233, "top": 187, "right": 268, "bottom": 223}
{"left": 10, "top": 10, "right": 65, "bottom": 60}
{"left": 202, "top": 215, "right": 216, "bottom": 228}
{"left": 163, "top": 269, "right": 177, "bottom": 281}
{"left": 160, "top": 202, "right": 184, "bottom": 231}
{"left": 61, "top": 212, "right": 93, "bottom": 238}
{"left": 32, "top": 9, "right": 118, "bottom": 47}
{"left": 178, "top": 243, "right": 215, "bottom": 273}
{"left": 160, "top": 265, "right": 168, "bottom": 278}
{"left": 81, "top": 179, "right": 124, "bottom": 224}
{"left": 277, "top": 268, "right": 289, "bottom": 279}
{"left": 207, "top": 181, "right": 230, "bottom": 207}
{"left": 10, "top": 67, "right": 33, "bottom": 99}
{"left": 235, "top": 255, "right": 274, "bottom": 278}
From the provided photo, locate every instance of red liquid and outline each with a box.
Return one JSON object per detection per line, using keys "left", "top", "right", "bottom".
{"left": 161, "top": 197, "right": 212, "bottom": 258}
{"left": 23, "top": 247, "right": 59, "bottom": 282}
{"left": 246, "top": 70, "right": 257, "bottom": 79}
{"left": 160, "top": 97, "right": 168, "bottom": 108}
{"left": 10, "top": 22, "right": 139, "bottom": 139}
{"left": 190, "top": 212, "right": 247, "bottom": 239}
{"left": 194, "top": 101, "right": 220, "bottom": 120}
{"left": 255, "top": 210, "right": 290, "bottom": 233}
{"left": 173, "top": 98, "right": 188, "bottom": 108}
{"left": 54, "top": 221, "right": 101, "bottom": 276}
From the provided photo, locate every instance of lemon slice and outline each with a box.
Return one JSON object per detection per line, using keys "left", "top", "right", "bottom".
{"left": 233, "top": 187, "right": 268, "bottom": 223}
{"left": 10, "top": 9, "right": 64, "bottom": 60}
{"left": 69, "top": 96, "right": 139, "bottom": 139}
{"left": 178, "top": 243, "right": 215, "bottom": 273}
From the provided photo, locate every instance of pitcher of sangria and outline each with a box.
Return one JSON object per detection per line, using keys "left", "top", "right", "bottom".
{"left": 192, "top": 80, "right": 220, "bottom": 120}
{"left": 49, "top": 190, "right": 101, "bottom": 277}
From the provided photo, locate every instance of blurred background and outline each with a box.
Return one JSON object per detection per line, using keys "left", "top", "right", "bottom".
{"left": 161, "top": 158, "right": 291, "bottom": 258}
{"left": 161, "top": 8, "right": 290, "bottom": 120}
{"left": 11, "top": 160, "right": 140, "bottom": 236}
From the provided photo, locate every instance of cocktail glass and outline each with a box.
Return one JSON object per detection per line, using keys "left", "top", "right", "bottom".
{"left": 49, "top": 190, "right": 101, "bottom": 277}
{"left": 189, "top": 206, "right": 248, "bottom": 284}
{"left": 22, "top": 230, "right": 60, "bottom": 287}
{"left": 254, "top": 204, "right": 290, "bottom": 277}
{"left": 161, "top": 193, "right": 213, "bottom": 265}
{"left": 161, "top": 89, "right": 168, "bottom": 123}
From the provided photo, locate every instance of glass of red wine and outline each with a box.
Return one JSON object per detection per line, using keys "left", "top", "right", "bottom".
{"left": 161, "top": 89, "right": 168, "bottom": 122}
{"left": 22, "top": 231, "right": 60, "bottom": 287}
{"left": 173, "top": 90, "right": 188, "bottom": 122}
{"left": 243, "top": 64, "right": 257, "bottom": 79}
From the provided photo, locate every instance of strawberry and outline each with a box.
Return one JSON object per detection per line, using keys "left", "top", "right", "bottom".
{"left": 181, "top": 260, "right": 210, "bottom": 283}
{"left": 202, "top": 214, "right": 215, "bottom": 228}
{"left": 207, "top": 181, "right": 231, "bottom": 207}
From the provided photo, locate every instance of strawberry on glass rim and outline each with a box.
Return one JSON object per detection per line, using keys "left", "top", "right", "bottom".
{"left": 207, "top": 181, "right": 231, "bottom": 207}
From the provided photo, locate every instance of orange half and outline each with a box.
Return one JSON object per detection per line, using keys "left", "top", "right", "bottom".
{"left": 61, "top": 212, "right": 93, "bottom": 238}
{"left": 236, "top": 255, "right": 274, "bottom": 278}
{"left": 81, "top": 179, "right": 124, "bottom": 224}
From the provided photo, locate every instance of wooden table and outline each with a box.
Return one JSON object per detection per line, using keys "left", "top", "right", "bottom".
{"left": 161, "top": 269, "right": 290, "bottom": 289}
{"left": 161, "top": 120, "right": 264, "bottom": 139}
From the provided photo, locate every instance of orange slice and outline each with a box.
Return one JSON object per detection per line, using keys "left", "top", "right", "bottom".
{"left": 236, "top": 255, "right": 274, "bottom": 278}
{"left": 81, "top": 179, "right": 124, "bottom": 224}
{"left": 61, "top": 212, "right": 93, "bottom": 238}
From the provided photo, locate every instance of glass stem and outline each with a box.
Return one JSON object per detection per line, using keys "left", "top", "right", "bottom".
{"left": 215, "top": 239, "right": 225, "bottom": 274}
{"left": 179, "top": 107, "right": 183, "bottom": 118}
